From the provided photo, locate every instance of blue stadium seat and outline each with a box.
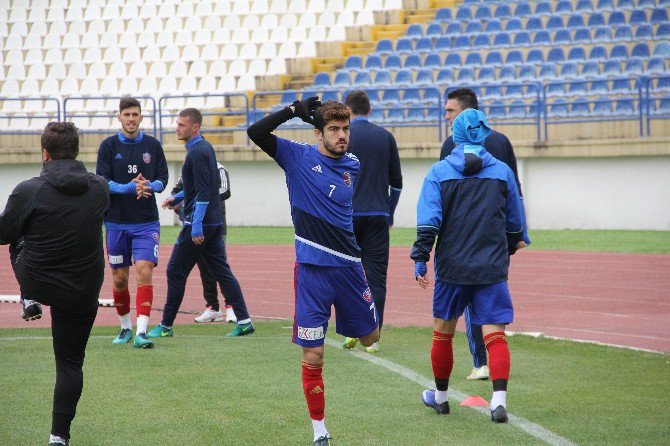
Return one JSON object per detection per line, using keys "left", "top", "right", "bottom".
{"left": 453, "top": 35, "right": 470, "bottom": 49}
{"left": 445, "top": 21, "right": 462, "bottom": 36}
{"left": 654, "top": 42, "right": 670, "bottom": 58}
{"left": 547, "top": 48, "right": 565, "bottom": 63}
{"left": 394, "top": 69, "right": 412, "bottom": 85}
{"left": 313, "top": 72, "right": 330, "bottom": 87}
{"left": 607, "top": 10, "right": 625, "bottom": 26}
{"left": 527, "top": 49, "right": 545, "bottom": 64}
{"left": 475, "top": 5, "right": 491, "bottom": 19}
{"left": 538, "top": 62, "right": 558, "bottom": 79}
{"left": 567, "top": 47, "right": 586, "bottom": 62}
{"left": 281, "top": 91, "right": 299, "bottom": 106}
{"left": 499, "top": 66, "right": 516, "bottom": 81}
{"left": 593, "top": 98, "right": 613, "bottom": 115}
{"left": 455, "top": 6, "right": 472, "bottom": 21}
{"left": 386, "top": 109, "right": 405, "bottom": 123}
{"left": 637, "top": 0, "right": 655, "bottom": 7}
{"left": 345, "top": 55, "right": 362, "bottom": 71}
{"left": 487, "top": 104, "right": 506, "bottom": 119}
{"left": 514, "top": 31, "right": 531, "bottom": 46}
{"left": 587, "top": 12, "right": 604, "bottom": 27}
{"left": 426, "top": 23, "right": 443, "bottom": 38}
{"left": 365, "top": 54, "right": 383, "bottom": 70}
{"left": 573, "top": 27, "right": 591, "bottom": 43}
{"left": 423, "top": 89, "right": 441, "bottom": 104}
{"left": 581, "top": 61, "right": 599, "bottom": 77}
{"left": 457, "top": 67, "right": 475, "bottom": 82}
{"left": 369, "top": 109, "right": 384, "bottom": 122}
{"left": 402, "top": 88, "right": 421, "bottom": 103}
{"left": 423, "top": 53, "right": 442, "bottom": 68}
{"left": 555, "top": 0, "right": 573, "bottom": 13}
{"left": 661, "top": 0, "right": 670, "bottom": 7}
{"left": 656, "top": 77, "right": 670, "bottom": 92}
{"left": 526, "top": 17, "right": 543, "bottom": 31}
{"left": 381, "top": 88, "right": 401, "bottom": 103}
{"left": 506, "top": 18, "right": 523, "bottom": 32}
{"left": 610, "top": 44, "right": 628, "bottom": 59}
{"left": 655, "top": 23, "right": 670, "bottom": 38}
{"left": 434, "top": 8, "right": 453, "bottom": 22}
{"left": 629, "top": 10, "right": 647, "bottom": 25}
{"left": 485, "top": 19, "right": 502, "bottom": 33}
{"left": 646, "top": 57, "right": 666, "bottom": 75}
{"left": 375, "top": 39, "right": 393, "bottom": 54}
{"left": 549, "top": 99, "right": 569, "bottom": 117}
{"left": 436, "top": 68, "right": 454, "bottom": 83}
{"left": 406, "top": 24, "right": 424, "bottom": 38}
{"left": 333, "top": 72, "right": 350, "bottom": 86}
{"left": 546, "top": 16, "right": 564, "bottom": 30}
{"left": 505, "top": 50, "right": 523, "bottom": 65}
{"left": 494, "top": 4, "right": 511, "bottom": 18}
{"left": 426, "top": 107, "right": 441, "bottom": 122}
{"left": 614, "top": 25, "right": 633, "bottom": 41}
{"left": 617, "top": 0, "right": 633, "bottom": 9}
{"left": 445, "top": 53, "right": 462, "bottom": 67}
{"left": 612, "top": 78, "right": 632, "bottom": 93}
{"left": 535, "top": 1, "right": 552, "bottom": 14}
{"left": 407, "top": 108, "right": 425, "bottom": 122}
{"left": 385, "top": 54, "right": 402, "bottom": 70}
{"left": 404, "top": 54, "right": 421, "bottom": 69}
{"left": 473, "top": 33, "right": 491, "bottom": 48}
{"left": 478, "top": 66, "right": 495, "bottom": 82}
{"left": 651, "top": 8, "right": 669, "bottom": 23}
{"left": 365, "top": 90, "right": 380, "bottom": 104}
{"left": 528, "top": 100, "right": 540, "bottom": 117}
{"left": 615, "top": 98, "right": 636, "bottom": 115}
{"left": 632, "top": 42, "right": 650, "bottom": 59}
{"left": 533, "top": 30, "right": 551, "bottom": 45}
{"left": 484, "top": 85, "right": 503, "bottom": 98}
{"left": 561, "top": 62, "right": 579, "bottom": 78}
{"left": 373, "top": 70, "right": 391, "bottom": 85}
{"left": 514, "top": 2, "right": 531, "bottom": 16}
{"left": 434, "top": 36, "right": 451, "bottom": 52}
{"left": 353, "top": 71, "right": 371, "bottom": 86}
{"left": 566, "top": 15, "right": 584, "bottom": 28}
{"left": 518, "top": 63, "right": 536, "bottom": 80}
{"left": 395, "top": 37, "right": 413, "bottom": 53}
{"left": 576, "top": 0, "right": 594, "bottom": 11}
{"left": 634, "top": 26, "right": 654, "bottom": 43}
{"left": 589, "top": 45, "right": 607, "bottom": 60}
{"left": 553, "top": 29, "right": 571, "bottom": 44}
{"left": 415, "top": 37, "right": 433, "bottom": 53}
{"left": 590, "top": 80, "right": 608, "bottom": 95}
{"left": 321, "top": 91, "right": 339, "bottom": 101}
{"left": 596, "top": 0, "right": 614, "bottom": 10}
{"left": 656, "top": 97, "right": 670, "bottom": 114}
{"left": 623, "top": 59, "right": 644, "bottom": 75}
{"left": 493, "top": 32, "right": 511, "bottom": 47}
{"left": 571, "top": 100, "right": 591, "bottom": 117}
{"left": 602, "top": 59, "right": 622, "bottom": 76}
{"left": 465, "top": 20, "right": 483, "bottom": 34}
{"left": 593, "top": 26, "right": 611, "bottom": 42}
{"left": 568, "top": 79, "right": 588, "bottom": 95}
{"left": 464, "top": 52, "right": 483, "bottom": 66}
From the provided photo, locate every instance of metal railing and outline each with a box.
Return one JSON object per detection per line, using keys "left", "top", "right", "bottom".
{"left": 644, "top": 75, "right": 670, "bottom": 136}
{"left": 64, "top": 96, "right": 158, "bottom": 137}
{"left": 0, "top": 97, "right": 61, "bottom": 133}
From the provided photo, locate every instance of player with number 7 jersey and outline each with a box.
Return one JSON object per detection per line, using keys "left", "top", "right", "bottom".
{"left": 96, "top": 97, "right": 169, "bottom": 349}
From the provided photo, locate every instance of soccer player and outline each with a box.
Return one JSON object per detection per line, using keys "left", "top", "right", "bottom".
{"left": 411, "top": 108, "right": 527, "bottom": 423}
{"left": 247, "top": 98, "right": 380, "bottom": 446}
{"left": 1, "top": 122, "right": 109, "bottom": 446}
{"left": 147, "top": 108, "right": 253, "bottom": 339}
{"left": 96, "top": 96, "right": 169, "bottom": 349}
{"left": 439, "top": 88, "right": 529, "bottom": 380}
{"left": 342, "top": 90, "right": 402, "bottom": 353}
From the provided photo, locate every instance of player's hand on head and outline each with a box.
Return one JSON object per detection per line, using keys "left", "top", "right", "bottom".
{"left": 292, "top": 96, "right": 321, "bottom": 125}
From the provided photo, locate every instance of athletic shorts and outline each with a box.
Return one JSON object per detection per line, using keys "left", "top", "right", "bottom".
{"left": 105, "top": 222, "right": 160, "bottom": 269}
{"left": 433, "top": 280, "right": 513, "bottom": 325}
{"left": 293, "top": 262, "right": 378, "bottom": 348}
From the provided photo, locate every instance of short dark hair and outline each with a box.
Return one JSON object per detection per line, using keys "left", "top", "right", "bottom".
{"left": 119, "top": 96, "right": 141, "bottom": 113}
{"left": 313, "top": 101, "right": 350, "bottom": 132}
{"left": 41, "top": 122, "right": 79, "bottom": 160}
{"left": 344, "top": 90, "right": 371, "bottom": 115}
{"left": 447, "top": 88, "right": 479, "bottom": 110}
{"left": 179, "top": 108, "right": 203, "bottom": 126}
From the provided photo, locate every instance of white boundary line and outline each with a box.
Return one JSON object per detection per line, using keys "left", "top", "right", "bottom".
{"left": 508, "top": 331, "right": 664, "bottom": 355}
{"left": 325, "top": 339, "right": 577, "bottom": 446}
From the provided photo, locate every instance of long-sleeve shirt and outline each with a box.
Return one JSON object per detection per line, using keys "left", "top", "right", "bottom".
{"left": 180, "top": 135, "right": 223, "bottom": 229}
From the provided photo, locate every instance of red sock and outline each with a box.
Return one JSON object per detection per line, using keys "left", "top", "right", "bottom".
{"left": 302, "top": 361, "right": 325, "bottom": 420}
{"left": 112, "top": 288, "right": 130, "bottom": 316}
{"left": 431, "top": 331, "right": 454, "bottom": 382}
{"left": 484, "top": 332, "right": 510, "bottom": 382}
{"left": 136, "top": 285, "right": 153, "bottom": 318}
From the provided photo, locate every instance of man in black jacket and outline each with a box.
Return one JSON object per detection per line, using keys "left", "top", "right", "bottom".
{"left": 0, "top": 122, "right": 109, "bottom": 446}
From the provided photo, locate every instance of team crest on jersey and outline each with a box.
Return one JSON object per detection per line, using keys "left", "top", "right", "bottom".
{"left": 362, "top": 287, "right": 373, "bottom": 302}
{"left": 142, "top": 152, "right": 151, "bottom": 163}
{"left": 343, "top": 171, "right": 352, "bottom": 187}
{"left": 152, "top": 232, "right": 159, "bottom": 242}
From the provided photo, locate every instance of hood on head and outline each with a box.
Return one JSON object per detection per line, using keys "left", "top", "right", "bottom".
{"left": 41, "top": 159, "right": 91, "bottom": 195}
{"left": 446, "top": 143, "right": 494, "bottom": 176}
{"left": 452, "top": 108, "right": 492, "bottom": 146}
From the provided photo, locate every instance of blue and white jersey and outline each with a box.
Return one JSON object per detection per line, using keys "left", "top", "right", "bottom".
{"left": 274, "top": 137, "right": 361, "bottom": 267}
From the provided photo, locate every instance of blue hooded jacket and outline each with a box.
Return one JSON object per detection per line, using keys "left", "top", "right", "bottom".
{"left": 410, "top": 109, "right": 526, "bottom": 285}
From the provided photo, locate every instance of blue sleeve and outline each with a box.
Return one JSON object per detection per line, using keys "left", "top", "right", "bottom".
{"left": 148, "top": 180, "right": 165, "bottom": 193}
{"left": 172, "top": 190, "right": 184, "bottom": 204}
{"left": 108, "top": 181, "right": 136, "bottom": 195}
{"left": 410, "top": 166, "right": 442, "bottom": 262}
{"left": 274, "top": 137, "right": 305, "bottom": 174}
{"left": 191, "top": 201, "right": 208, "bottom": 238}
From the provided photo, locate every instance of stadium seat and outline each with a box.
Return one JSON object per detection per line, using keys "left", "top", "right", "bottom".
{"left": 614, "top": 25, "right": 633, "bottom": 41}
{"left": 538, "top": 62, "right": 558, "bottom": 79}
{"left": 654, "top": 42, "right": 670, "bottom": 58}
{"left": 434, "top": 8, "right": 452, "bottom": 22}
{"left": 376, "top": 39, "right": 393, "bottom": 54}
{"left": 333, "top": 72, "right": 350, "bottom": 86}
{"left": 508, "top": 100, "right": 528, "bottom": 119}
{"left": 487, "top": 104, "right": 506, "bottom": 119}
{"left": 445, "top": 21, "right": 462, "bottom": 36}
{"left": 553, "top": 29, "right": 571, "bottom": 45}
{"left": 493, "top": 32, "right": 511, "bottom": 47}
{"left": 445, "top": 53, "right": 462, "bottom": 67}
{"left": 586, "top": 13, "right": 604, "bottom": 27}
{"left": 415, "top": 37, "right": 433, "bottom": 53}
{"left": 573, "top": 27, "right": 591, "bottom": 43}
{"left": 486, "top": 50, "right": 504, "bottom": 66}
{"left": 596, "top": 0, "right": 614, "bottom": 11}
{"left": 373, "top": 70, "right": 391, "bottom": 85}
{"left": 424, "top": 53, "right": 442, "bottom": 68}
{"left": 549, "top": 99, "right": 569, "bottom": 117}
{"left": 655, "top": 77, "right": 670, "bottom": 93}
{"left": 514, "top": 3, "right": 531, "bottom": 17}
{"left": 453, "top": 35, "right": 470, "bottom": 49}
{"left": 457, "top": 67, "right": 475, "bottom": 82}
{"left": 313, "top": 72, "right": 330, "bottom": 87}
{"left": 610, "top": 45, "right": 628, "bottom": 59}
{"left": 568, "top": 79, "right": 587, "bottom": 95}
{"left": 436, "top": 68, "right": 453, "bottom": 83}
{"left": 534, "top": 1, "right": 552, "bottom": 15}
{"left": 656, "top": 97, "right": 670, "bottom": 114}
{"left": 464, "top": 52, "right": 482, "bottom": 66}
{"left": 513, "top": 31, "right": 531, "bottom": 46}
{"left": 478, "top": 66, "right": 495, "bottom": 82}
{"left": 494, "top": 4, "right": 511, "bottom": 18}
{"left": 455, "top": 6, "right": 472, "bottom": 21}
{"left": 394, "top": 69, "right": 412, "bottom": 85}
{"left": 629, "top": 10, "right": 647, "bottom": 25}
{"left": 499, "top": 66, "right": 515, "bottom": 81}
{"left": 386, "top": 108, "right": 405, "bottom": 123}
{"left": 484, "top": 85, "right": 503, "bottom": 98}
{"left": 527, "top": 49, "right": 545, "bottom": 64}
{"left": 526, "top": 17, "right": 543, "bottom": 32}
{"left": 623, "top": 59, "right": 644, "bottom": 75}
{"left": 654, "top": 23, "right": 669, "bottom": 38}
{"left": 475, "top": 5, "right": 491, "bottom": 19}
{"left": 632, "top": 43, "right": 650, "bottom": 59}
{"left": 615, "top": 98, "right": 636, "bottom": 115}
{"left": 547, "top": 48, "right": 565, "bottom": 63}
{"left": 415, "top": 68, "right": 434, "bottom": 85}
{"left": 590, "top": 80, "right": 608, "bottom": 95}
{"left": 555, "top": 0, "right": 572, "bottom": 13}
{"left": 646, "top": 57, "right": 666, "bottom": 75}
{"left": 407, "top": 108, "right": 426, "bottom": 122}
{"left": 611, "top": 78, "right": 632, "bottom": 93}
{"left": 571, "top": 100, "right": 591, "bottom": 117}
{"left": 406, "top": 23, "right": 423, "bottom": 38}
{"left": 567, "top": 47, "right": 586, "bottom": 62}
{"left": 533, "top": 30, "right": 551, "bottom": 46}
{"left": 602, "top": 59, "right": 622, "bottom": 76}
{"left": 345, "top": 55, "right": 362, "bottom": 71}
{"left": 589, "top": 45, "right": 607, "bottom": 61}
{"left": 593, "top": 26, "right": 611, "bottom": 42}
{"left": 581, "top": 61, "right": 599, "bottom": 77}
{"left": 434, "top": 36, "right": 451, "bottom": 52}
{"left": 473, "top": 34, "right": 490, "bottom": 48}
{"left": 403, "top": 54, "right": 421, "bottom": 69}
{"left": 518, "top": 63, "right": 536, "bottom": 80}
{"left": 385, "top": 54, "right": 402, "bottom": 70}
{"left": 576, "top": 0, "right": 594, "bottom": 11}
{"left": 426, "top": 23, "right": 443, "bottom": 38}
{"left": 506, "top": 18, "right": 522, "bottom": 32}
{"left": 650, "top": 8, "right": 668, "bottom": 23}
{"left": 395, "top": 37, "right": 413, "bottom": 53}
{"left": 547, "top": 16, "right": 565, "bottom": 30}
{"left": 364, "top": 54, "right": 383, "bottom": 70}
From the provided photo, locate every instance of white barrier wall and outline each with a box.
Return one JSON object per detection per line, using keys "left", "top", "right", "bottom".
{"left": 1, "top": 157, "right": 669, "bottom": 230}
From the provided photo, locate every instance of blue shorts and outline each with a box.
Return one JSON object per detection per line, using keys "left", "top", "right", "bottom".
{"left": 105, "top": 222, "right": 160, "bottom": 269}
{"left": 293, "top": 262, "right": 378, "bottom": 347}
{"left": 433, "top": 280, "right": 514, "bottom": 325}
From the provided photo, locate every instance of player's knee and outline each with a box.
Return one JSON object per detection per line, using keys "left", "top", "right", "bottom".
{"left": 302, "top": 347, "right": 324, "bottom": 365}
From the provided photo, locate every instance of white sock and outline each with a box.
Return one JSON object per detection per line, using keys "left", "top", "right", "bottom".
{"left": 119, "top": 313, "right": 132, "bottom": 330}
{"left": 136, "top": 315, "right": 149, "bottom": 335}
{"left": 49, "top": 434, "right": 67, "bottom": 444}
{"left": 435, "top": 390, "right": 449, "bottom": 404}
{"left": 490, "top": 390, "right": 507, "bottom": 410}
{"left": 237, "top": 318, "right": 251, "bottom": 325}
{"left": 312, "top": 419, "right": 328, "bottom": 442}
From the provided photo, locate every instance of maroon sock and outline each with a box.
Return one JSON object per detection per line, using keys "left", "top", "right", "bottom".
{"left": 431, "top": 331, "right": 454, "bottom": 390}
{"left": 302, "top": 361, "right": 325, "bottom": 420}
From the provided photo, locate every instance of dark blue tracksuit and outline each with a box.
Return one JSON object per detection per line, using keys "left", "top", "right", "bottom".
{"left": 348, "top": 117, "right": 402, "bottom": 330}
{"left": 161, "top": 135, "right": 250, "bottom": 326}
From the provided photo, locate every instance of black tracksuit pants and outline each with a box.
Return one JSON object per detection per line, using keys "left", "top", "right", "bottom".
{"left": 354, "top": 215, "right": 390, "bottom": 330}
{"left": 162, "top": 225, "right": 249, "bottom": 326}
{"left": 196, "top": 234, "right": 230, "bottom": 311}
